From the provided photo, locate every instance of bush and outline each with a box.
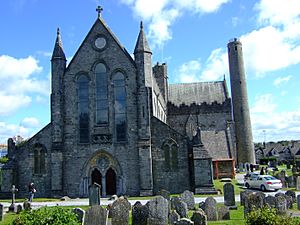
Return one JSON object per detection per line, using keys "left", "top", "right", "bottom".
{"left": 245, "top": 206, "right": 299, "bottom": 225}
{"left": 12, "top": 206, "right": 81, "bottom": 225}
{"left": 0, "top": 155, "right": 8, "bottom": 164}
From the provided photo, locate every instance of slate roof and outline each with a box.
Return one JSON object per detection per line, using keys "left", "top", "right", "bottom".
{"left": 168, "top": 81, "right": 228, "bottom": 106}
{"left": 201, "top": 130, "right": 231, "bottom": 160}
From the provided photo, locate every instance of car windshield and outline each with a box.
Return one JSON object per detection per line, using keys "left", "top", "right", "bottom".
{"left": 264, "top": 176, "right": 276, "bottom": 180}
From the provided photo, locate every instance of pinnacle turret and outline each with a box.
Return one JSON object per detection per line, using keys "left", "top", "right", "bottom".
{"left": 51, "top": 28, "right": 66, "bottom": 61}
{"left": 134, "top": 21, "right": 152, "bottom": 54}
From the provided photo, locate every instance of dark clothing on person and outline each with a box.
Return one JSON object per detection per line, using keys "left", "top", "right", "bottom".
{"left": 260, "top": 167, "right": 265, "bottom": 175}
{"left": 28, "top": 183, "right": 36, "bottom": 202}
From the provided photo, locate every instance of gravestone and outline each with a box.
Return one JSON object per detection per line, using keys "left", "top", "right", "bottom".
{"left": 72, "top": 208, "right": 85, "bottom": 225}
{"left": 240, "top": 190, "right": 252, "bottom": 206}
{"left": 175, "top": 218, "right": 194, "bottom": 225}
{"left": 263, "top": 196, "right": 276, "bottom": 208}
{"left": 297, "top": 176, "right": 300, "bottom": 191}
{"left": 84, "top": 205, "right": 108, "bottom": 225}
{"left": 277, "top": 171, "right": 287, "bottom": 188}
{"left": 89, "top": 183, "right": 101, "bottom": 206}
{"left": 16, "top": 204, "right": 22, "bottom": 214}
{"left": 9, "top": 185, "right": 18, "bottom": 213}
{"left": 198, "top": 201, "right": 205, "bottom": 211}
{"left": 204, "top": 197, "right": 217, "bottom": 221}
{"left": 223, "top": 183, "right": 236, "bottom": 209}
{"left": 132, "top": 201, "right": 149, "bottom": 225}
{"left": 285, "top": 195, "right": 293, "bottom": 209}
{"left": 297, "top": 195, "right": 300, "bottom": 210}
{"left": 23, "top": 200, "right": 31, "bottom": 211}
{"left": 0, "top": 204, "right": 3, "bottom": 221}
{"left": 171, "top": 196, "right": 181, "bottom": 210}
{"left": 287, "top": 176, "right": 296, "bottom": 188}
{"left": 191, "top": 209, "right": 207, "bottom": 225}
{"left": 180, "top": 190, "right": 195, "bottom": 210}
{"left": 147, "top": 196, "right": 169, "bottom": 225}
{"left": 173, "top": 200, "right": 188, "bottom": 218}
{"left": 218, "top": 206, "right": 230, "bottom": 220}
{"left": 110, "top": 198, "right": 131, "bottom": 225}
{"left": 244, "top": 192, "right": 263, "bottom": 217}
{"left": 275, "top": 195, "right": 287, "bottom": 215}
{"left": 169, "top": 210, "right": 180, "bottom": 225}
{"left": 158, "top": 189, "right": 171, "bottom": 201}
{"left": 285, "top": 190, "right": 296, "bottom": 203}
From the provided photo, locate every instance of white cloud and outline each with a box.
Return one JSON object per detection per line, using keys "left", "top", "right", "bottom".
{"left": 0, "top": 55, "right": 42, "bottom": 79}
{"left": 0, "top": 121, "right": 29, "bottom": 144}
{"left": 176, "top": 59, "right": 201, "bottom": 83}
{"left": 251, "top": 93, "right": 300, "bottom": 142}
{"left": 200, "top": 48, "right": 228, "bottom": 81}
{"left": 121, "top": 0, "right": 230, "bottom": 47}
{"left": 273, "top": 75, "right": 292, "bottom": 87}
{"left": 0, "top": 94, "right": 31, "bottom": 116}
{"left": 0, "top": 55, "right": 49, "bottom": 115}
{"left": 20, "top": 117, "right": 40, "bottom": 128}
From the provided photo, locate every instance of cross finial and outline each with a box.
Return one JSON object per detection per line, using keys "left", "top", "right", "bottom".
{"left": 96, "top": 5, "right": 103, "bottom": 18}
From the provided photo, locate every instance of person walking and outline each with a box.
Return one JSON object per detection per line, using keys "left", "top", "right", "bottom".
{"left": 28, "top": 182, "right": 36, "bottom": 202}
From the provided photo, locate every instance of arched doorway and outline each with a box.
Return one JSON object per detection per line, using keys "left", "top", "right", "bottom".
{"left": 91, "top": 168, "right": 102, "bottom": 186}
{"left": 106, "top": 168, "right": 116, "bottom": 195}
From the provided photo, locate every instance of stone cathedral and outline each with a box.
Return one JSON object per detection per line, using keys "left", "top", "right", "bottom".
{"left": 1, "top": 9, "right": 254, "bottom": 198}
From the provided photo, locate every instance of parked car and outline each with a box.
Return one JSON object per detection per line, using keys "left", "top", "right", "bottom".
{"left": 244, "top": 174, "right": 282, "bottom": 191}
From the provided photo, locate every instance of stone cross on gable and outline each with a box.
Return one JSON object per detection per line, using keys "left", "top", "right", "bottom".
{"left": 11, "top": 185, "right": 18, "bottom": 204}
{"left": 96, "top": 5, "right": 103, "bottom": 18}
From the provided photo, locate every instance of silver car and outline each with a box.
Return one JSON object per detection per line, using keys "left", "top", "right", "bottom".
{"left": 244, "top": 174, "right": 282, "bottom": 191}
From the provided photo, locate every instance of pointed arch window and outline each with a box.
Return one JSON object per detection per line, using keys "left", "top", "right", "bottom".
{"left": 163, "top": 139, "right": 178, "bottom": 171}
{"left": 113, "top": 72, "right": 126, "bottom": 141}
{"left": 95, "top": 63, "right": 108, "bottom": 126}
{"left": 78, "top": 74, "right": 89, "bottom": 143}
{"left": 33, "top": 144, "right": 46, "bottom": 174}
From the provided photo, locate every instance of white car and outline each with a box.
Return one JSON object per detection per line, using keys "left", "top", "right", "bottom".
{"left": 244, "top": 174, "right": 282, "bottom": 191}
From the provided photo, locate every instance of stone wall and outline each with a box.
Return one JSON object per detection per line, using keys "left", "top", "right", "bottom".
{"left": 151, "top": 117, "right": 191, "bottom": 194}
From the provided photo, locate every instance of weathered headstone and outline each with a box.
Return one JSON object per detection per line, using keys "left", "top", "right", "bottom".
{"left": 173, "top": 200, "right": 188, "bottom": 218}
{"left": 169, "top": 210, "right": 180, "bottom": 225}
{"left": 244, "top": 192, "right": 263, "bottom": 217}
{"left": 23, "top": 200, "right": 31, "bottom": 211}
{"left": 147, "top": 196, "right": 169, "bottom": 225}
{"left": 180, "top": 190, "right": 195, "bottom": 210}
{"left": 72, "top": 208, "right": 85, "bottom": 225}
{"left": 218, "top": 206, "right": 230, "bottom": 220}
{"left": 158, "top": 189, "right": 171, "bottom": 201}
{"left": 285, "top": 195, "right": 293, "bottom": 209}
{"left": 110, "top": 198, "right": 131, "bottom": 225}
{"left": 191, "top": 209, "right": 207, "bottom": 225}
{"left": 89, "top": 183, "right": 101, "bottom": 206}
{"left": 287, "top": 176, "right": 296, "bottom": 188}
{"left": 263, "top": 196, "right": 276, "bottom": 209}
{"left": 285, "top": 190, "right": 296, "bottom": 203}
{"left": 0, "top": 204, "right": 3, "bottom": 221}
{"left": 240, "top": 190, "right": 252, "bottom": 206}
{"left": 84, "top": 205, "right": 107, "bottom": 225}
{"left": 297, "top": 176, "right": 300, "bottom": 191}
{"left": 16, "top": 204, "right": 22, "bottom": 214}
{"left": 171, "top": 196, "right": 181, "bottom": 210}
{"left": 132, "top": 201, "right": 148, "bottom": 225}
{"left": 275, "top": 195, "right": 287, "bottom": 215}
{"left": 297, "top": 195, "right": 300, "bottom": 210}
{"left": 204, "top": 197, "right": 218, "bottom": 221}
{"left": 175, "top": 218, "right": 194, "bottom": 225}
{"left": 223, "top": 183, "right": 236, "bottom": 209}
{"left": 277, "top": 171, "right": 287, "bottom": 188}
{"left": 198, "top": 201, "right": 205, "bottom": 211}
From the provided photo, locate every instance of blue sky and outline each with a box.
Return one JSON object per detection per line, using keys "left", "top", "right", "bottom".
{"left": 0, "top": 0, "right": 300, "bottom": 144}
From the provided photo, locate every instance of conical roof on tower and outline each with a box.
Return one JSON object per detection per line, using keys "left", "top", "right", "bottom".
{"left": 134, "top": 21, "right": 152, "bottom": 54}
{"left": 51, "top": 28, "right": 66, "bottom": 61}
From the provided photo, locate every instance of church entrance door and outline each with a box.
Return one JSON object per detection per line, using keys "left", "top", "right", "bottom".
{"left": 106, "top": 168, "right": 116, "bottom": 195}
{"left": 91, "top": 168, "right": 102, "bottom": 186}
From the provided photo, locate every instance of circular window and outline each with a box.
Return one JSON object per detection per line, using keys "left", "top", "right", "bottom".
{"left": 95, "top": 37, "right": 107, "bottom": 49}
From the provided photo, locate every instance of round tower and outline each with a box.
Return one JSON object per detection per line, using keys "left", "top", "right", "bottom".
{"left": 227, "top": 38, "right": 255, "bottom": 164}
